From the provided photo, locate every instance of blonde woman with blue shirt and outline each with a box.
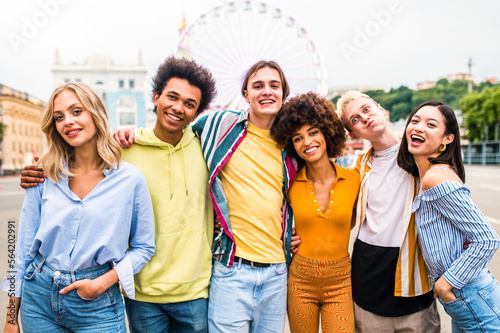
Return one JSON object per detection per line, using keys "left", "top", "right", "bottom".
{"left": 2, "top": 82, "right": 155, "bottom": 333}
{"left": 397, "top": 100, "right": 500, "bottom": 332}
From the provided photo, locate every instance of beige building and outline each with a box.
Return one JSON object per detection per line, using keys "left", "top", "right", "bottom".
{"left": 0, "top": 84, "right": 46, "bottom": 175}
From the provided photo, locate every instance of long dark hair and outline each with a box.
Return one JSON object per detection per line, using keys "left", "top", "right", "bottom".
{"left": 397, "top": 100, "right": 465, "bottom": 182}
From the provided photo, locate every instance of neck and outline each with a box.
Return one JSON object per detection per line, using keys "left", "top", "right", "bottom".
{"left": 154, "top": 122, "right": 182, "bottom": 146}
{"left": 305, "top": 155, "right": 335, "bottom": 182}
{"left": 72, "top": 142, "right": 101, "bottom": 172}
{"left": 370, "top": 128, "right": 399, "bottom": 151}
{"left": 248, "top": 112, "right": 275, "bottom": 130}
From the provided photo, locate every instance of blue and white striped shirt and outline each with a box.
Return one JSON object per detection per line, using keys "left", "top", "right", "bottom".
{"left": 412, "top": 180, "right": 500, "bottom": 289}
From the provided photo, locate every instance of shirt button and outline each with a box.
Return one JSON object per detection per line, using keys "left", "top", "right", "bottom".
{"left": 309, "top": 182, "right": 312, "bottom": 184}
{"left": 317, "top": 208, "right": 320, "bottom": 211}
{"left": 328, "top": 209, "right": 330, "bottom": 212}
{"left": 311, "top": 192, "right": 314, "bottom": 194}
{"left": 75, "top": 221, "right": 78, "bottom": 224}
{"left": 54, "top": 271, "right": 60, "bottom": 276}
{"left": 313, "top": 200, "right": 316, "bottom": 202}
{"left": 330, "top": 201, "right": 333, "bottom": 203}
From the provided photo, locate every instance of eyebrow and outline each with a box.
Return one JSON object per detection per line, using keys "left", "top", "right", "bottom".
{"left": 413, "top": 114, "right": 440, "bottom": 123}
{"left": 53, "top": 103, "right": 81, "bottom": 113}
{"left": 251, "top": 80, "right": 281, "bottom": 85}
{"left": 292, "top": 126, "right": 317, "bottom": 137}
{"left": 166, "top": 90, "right": 198, "bottom": 105}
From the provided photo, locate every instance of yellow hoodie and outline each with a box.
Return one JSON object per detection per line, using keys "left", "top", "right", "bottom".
{"left": 122, "top": 126, "right": 213, "bottom": 303}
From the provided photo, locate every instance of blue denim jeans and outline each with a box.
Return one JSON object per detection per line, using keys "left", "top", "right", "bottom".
{"left": 124, "top": 297, "right": 208, "bottom": 333}
{"left": 20, "top": 253, "right": 126, "bottom": 333}
{"left": 437, "top": 268, "right": 500, "bottom": 332}
{"left": 208, "top": 259, "right": 288, "bottom": 333}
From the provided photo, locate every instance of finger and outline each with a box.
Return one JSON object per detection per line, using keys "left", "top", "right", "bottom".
{"left": 128, "top": 130, "right": 135, "bottom": 145}
{"left": 60, "top": 281, "right": 81, "bottom": 294}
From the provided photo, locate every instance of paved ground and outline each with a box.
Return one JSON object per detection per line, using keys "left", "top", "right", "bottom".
{"left": 1, "top": 165, "right": 499, "bottom": 332}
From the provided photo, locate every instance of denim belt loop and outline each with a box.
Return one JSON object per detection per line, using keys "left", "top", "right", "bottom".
{"left": 36, "top": 254, "right": 46, "bottom": 272}
{"left": 237, "top": 257, "right": 242, "bottom": 269}
{"left": 70, "top": 271, "right": 76, "bottom": 284}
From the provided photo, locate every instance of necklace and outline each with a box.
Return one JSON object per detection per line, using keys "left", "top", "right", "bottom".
{"left": 309, "top": 173, "right": 336, "bottom": 184}
{"left": 371, "top": 148, "right": 399, "bottom": 159}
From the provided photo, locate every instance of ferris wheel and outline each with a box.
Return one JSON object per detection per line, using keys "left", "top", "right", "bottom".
{"left": 174, "top": 0, "right": 328, "bottom": 111}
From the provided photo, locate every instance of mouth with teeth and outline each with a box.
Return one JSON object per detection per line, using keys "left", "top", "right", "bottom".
{"left": 410, "top": 134, "right": 425, "bottom": 146}
{"left": 166, "top": 113, "right": 182, "bottom": 122}
{"left": 65, "top": 129, "right": 82, "bottom": 137}
{"left": 259, "top": 99, "right": 275, "bottom": 105}
{"left": 304, "top": 147, "right": 318, "bottom": 154}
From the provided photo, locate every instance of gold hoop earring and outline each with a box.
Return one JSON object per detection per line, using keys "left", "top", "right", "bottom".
{"left": 438, "top": 144, "right": 446, "bottom": 152}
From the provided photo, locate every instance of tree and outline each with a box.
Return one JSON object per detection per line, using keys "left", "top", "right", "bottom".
{"left": 460, "top": 86, "right": 500, "bottom": 142}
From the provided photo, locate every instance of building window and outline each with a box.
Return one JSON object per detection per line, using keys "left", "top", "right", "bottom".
{"left": 129, "top": 80, "right": 135, "bottom": 89}
{"left": 119, "top": 80, "right": 124, "bottom": 88}
{"left": 64, "top": 78, "right": 70, "bottom": 83}
{"left": 75, "top": 78, "right": 81, "bottom": 82}
{"left": 116, "top": 95, "right": 137, "bottom": 128}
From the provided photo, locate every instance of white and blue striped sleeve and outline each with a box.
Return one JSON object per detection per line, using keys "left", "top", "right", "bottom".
{"left": 430, "top": 184, "right": 500, "bottom": 289}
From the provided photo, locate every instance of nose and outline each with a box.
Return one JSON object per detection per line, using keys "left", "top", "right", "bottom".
{"left": 64, "top": 114, "right": 75, "bottom": 125}
{"left": 263, "top": 84, "right": 272, "bottom": 95}
{"left": 171, "top": 100, "right": 183, "bottom": 112}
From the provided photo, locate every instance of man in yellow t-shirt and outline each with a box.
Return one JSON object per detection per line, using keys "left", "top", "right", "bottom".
{"left": 192, "top": 60, "right": 298, "bottom": 332}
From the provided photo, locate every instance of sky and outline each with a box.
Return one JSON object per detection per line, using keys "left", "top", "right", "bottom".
{"left": 1, "top": 0, "right": 499, "bottom": 102}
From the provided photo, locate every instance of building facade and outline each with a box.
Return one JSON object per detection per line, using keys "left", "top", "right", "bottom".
{"left": 52, "top": 52, "right": 148, "bottom": 131}
{"left": 0, "top": 84, "right": 46, "bottom": 175}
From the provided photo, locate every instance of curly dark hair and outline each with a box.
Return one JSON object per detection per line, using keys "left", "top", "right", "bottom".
{"left": 271, "top": 92, "right": 346, "bottom": 164}
{"left": 152, "top": 57, "right": 217, "bottom": 114}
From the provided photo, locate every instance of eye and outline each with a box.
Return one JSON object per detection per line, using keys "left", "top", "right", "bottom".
{"left": 310, "top": 130, "right": 319, "bottom": 136}
{"left": 428, "top": 123, "right": 436, "bottom": 128}
{"left": 167, "top": 94, "right": 176, "bottom": 101}
{"left": 186, "top": 102, "right": 195, "bottom": 109}
{"left": 410, "top": 119, "right": 418, "bottom": 124}
{"left": 54, "top": 115, "right": 63, "bottom": 122}
{"left": 73, "top": 109, "right": 82, "bottom": 115}
{"left": 352, "top": 117, "right": 359, "bottom": 124}
{"left": 293, "top": 136, "right": 302, "bottom": 143}
{"left": 363, "top": 107, "right": 370, "bottom": 112}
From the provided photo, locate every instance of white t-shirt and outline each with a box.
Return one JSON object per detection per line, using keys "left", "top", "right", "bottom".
{"left": 358, "top": 143, "right": 408, "bottom": 247}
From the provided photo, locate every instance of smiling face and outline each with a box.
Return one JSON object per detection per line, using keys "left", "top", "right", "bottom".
{"left": 244, "top": 66, "right": 283, "bottom": 128}
{"left": 292, "top": 124, "right": 329, "bottom": 165}
{"left": 153, "top": 77, "right": 202, "bottom": 145}
{"left": 342, "top": 97, "right": 388, "bottom": 141}
{"left": 405, "top": 105, "right": 454, "bottom": 158}
{"left": 53, "top": 89, "right": 97, "bottom": 149}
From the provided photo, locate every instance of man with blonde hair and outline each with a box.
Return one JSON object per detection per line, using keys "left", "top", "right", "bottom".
{"left": 336, "top": 91, "right": 440, "bottom": 332}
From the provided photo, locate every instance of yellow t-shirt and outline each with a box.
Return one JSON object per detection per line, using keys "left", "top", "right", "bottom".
{"left": 289, "top": 163, "right": 360, "bottom": 260}
{"left": 220, "top": 123, "right": 285, "bottom": 263}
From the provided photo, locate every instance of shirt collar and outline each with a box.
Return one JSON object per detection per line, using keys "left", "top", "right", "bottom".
{"left": 295, "top": 160, "right": 346, "bottom": 182}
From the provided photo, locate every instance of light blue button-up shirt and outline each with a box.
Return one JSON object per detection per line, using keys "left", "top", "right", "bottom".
{"left": 413, "top": 181, "right": 500, "bottom": 289}
{"left": 2, "top": 161, "right": 155, "bottom": 299}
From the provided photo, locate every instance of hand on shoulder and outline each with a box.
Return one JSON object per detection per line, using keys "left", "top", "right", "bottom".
{"left": 422, "top": 165, "right": 460, "bottom": 191}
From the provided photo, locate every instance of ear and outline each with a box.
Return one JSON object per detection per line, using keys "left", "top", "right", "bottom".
{"left": 244, "top": 90, "right": 249, "bottom": 103}
{"left": 443, "top": 133, "right": 454, "bottom": 145}
{"left": 153, "top": 93, "right": 159, "bottom": 106}
{"left": 348, "top": 132, "right": 359, "bottom": 140}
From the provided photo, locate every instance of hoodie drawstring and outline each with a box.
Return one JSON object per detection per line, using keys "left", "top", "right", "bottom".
{"left": 181, "top": 144, "right": 189, "bottom": 196}
{"left": 168, "top": 146, "right": 173, "bottom": 199}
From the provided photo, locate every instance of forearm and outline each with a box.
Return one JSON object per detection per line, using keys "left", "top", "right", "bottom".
{"left": 5, "top": 297, "right": 20, "bottom": 327}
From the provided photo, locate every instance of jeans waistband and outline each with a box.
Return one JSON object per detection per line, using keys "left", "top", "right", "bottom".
{"left": 32, "top": 252, "right": 113, "bottom": 282}
{"left": 429, "top": 267, "right": 490, "bottom": 286}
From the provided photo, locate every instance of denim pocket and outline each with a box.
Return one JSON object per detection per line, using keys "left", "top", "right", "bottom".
{"left": 478, "top": 278, "right": 500, "bottom": 318}
{"left": 23, "top": 261, "right": 37, "bottom": 281}
{"left": 212, "top": 261, "right": 236, "bottom": 278}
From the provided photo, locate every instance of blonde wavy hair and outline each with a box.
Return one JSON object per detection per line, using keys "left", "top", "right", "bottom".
{"left": 38, "top": 82, "right": 122, "bottom": 182}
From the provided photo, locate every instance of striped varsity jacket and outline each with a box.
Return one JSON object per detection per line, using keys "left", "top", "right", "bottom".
{"left": 192, "top": 110, "right": 297, "bottom": 267}
{"left": 351, "top": 148, "right": 431, "bottom": 297}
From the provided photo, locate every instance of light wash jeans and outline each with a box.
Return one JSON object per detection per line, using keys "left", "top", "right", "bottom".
{"left": 437, "top": 268, "right": 500, "bottom": 332}
{"left": 124, "top": 297, "right": 208, "bottom": 333}
{"left": 208, "top": 259, "right": 288, "bottom": 333}
{"left": 20, "top": 253, "right": 126, "bottom": 333}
